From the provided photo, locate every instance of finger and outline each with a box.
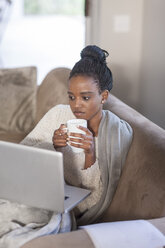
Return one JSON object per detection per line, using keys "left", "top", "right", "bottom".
{"left": 54, "top": 127, "right": 67, "bottom": 138}
{"left": 53, "top": 129, "right": 59, "bottom": 136}
{"left": 68, "top": 141, "right": 84, "bottom": 149}
{"left": 68, "top": 140, "right": 92, "bottom": 151}
{"left": 53, "top": 134, "right": 65, "bottom": 142}
{"left": 53, "top": 136, "right": 68, "bottom": 145}
{"left": 55, "top": 133, "right": 67, "bottom": 139}
{"left": 52, "top": 133, "right": 67, "bottom": 146}
{"left": 68, "top": 134, "right": 93, "bottom": 144}
{"left": 53, "top": 142, "right": 68, "bottom": 148}
{"left": 68, "top": 135, "right": 92, "bottom": 143}
{"left": 59, "top": 124, "right": 67, "bottom": 133}
{"left": 53, "top": 129, "right": 63, "bottom": 139}
{"left": 78, "top": 126, "right": 92, "bottom": 135}
{"left": 68, "top": 132, "right": 90, "bottom": 140}
{"left": 68, "top": 137, "right": 83, "bottom": 143}
{"left": 77, "top": 141, "right": 93, "bottom": 153}
{"left": 68, "top": 132, "right": 85, "bottom": 139}
{"left": 56, "top": 140, "right": 67, "bottom": 145}
{"left": 54, "top": 138, "right": 67, "bottom": 145}
{"left": 60, "top": 124, "right": 66, "bottom": 128}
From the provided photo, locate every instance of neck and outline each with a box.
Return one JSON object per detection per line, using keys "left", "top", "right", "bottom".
{"left": 88, "top": 111, "right": 102, "bottom": 137}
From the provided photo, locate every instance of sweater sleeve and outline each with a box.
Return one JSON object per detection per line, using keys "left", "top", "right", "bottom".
{"left": 78, "top": 159, "right": 103, "bottom": 211}
{"left": 73, "top": 158, "right": 103, "bottom": 215}
{"left": 62, "top": 139, "right": 103, "bottom": 214}
{"left": 21, "top": 105, "right": 103, "bottom": 214}
{"left": 20, "top": 105, "right": 74, "bottom": 150}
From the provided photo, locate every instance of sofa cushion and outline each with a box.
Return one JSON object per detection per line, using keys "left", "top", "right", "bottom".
{"left": 36, "top": 67, "right": 70, "bottom": 124}
{"left": 21, "top": 230, "right": 95, "bottom": 248}
{"left": 0, "top": 66, "right": 37, "bottom": 136}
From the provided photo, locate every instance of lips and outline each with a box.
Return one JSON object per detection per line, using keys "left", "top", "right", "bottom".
{"left": 74, "top": 111, "right": 85, "bottom": 117}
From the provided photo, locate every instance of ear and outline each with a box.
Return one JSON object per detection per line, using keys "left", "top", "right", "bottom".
{"left": 101, "top": 90, "right": 109, "bottom": 104}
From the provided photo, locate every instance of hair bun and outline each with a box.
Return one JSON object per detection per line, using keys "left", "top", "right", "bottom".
{"left": 80, "top": 45, "right": 109, "bottom": 63}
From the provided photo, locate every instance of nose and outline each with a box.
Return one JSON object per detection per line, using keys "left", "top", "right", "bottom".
{"left": 75, "top": 98, "right": 82, "bottom": 108}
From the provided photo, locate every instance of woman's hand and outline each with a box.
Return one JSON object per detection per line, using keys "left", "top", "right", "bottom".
{"left": 52, "top": 124, "right": 67, "bottom": 149}
{"left": 68, "top": 126, "right": 96, "bottom": 169}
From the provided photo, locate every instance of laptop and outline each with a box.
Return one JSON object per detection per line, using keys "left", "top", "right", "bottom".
{"left": 0, "top": 140, "right": 90, "bottom": 213}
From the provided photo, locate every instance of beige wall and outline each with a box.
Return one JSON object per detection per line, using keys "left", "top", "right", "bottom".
{"left": 86, "top": 0, "right": 165, "bottom": 129}
{"left": 140, "top": 0, "right": 165, "bottom": 128}
{"left": 99, "top": 0, "right": 144, "bottom": 110}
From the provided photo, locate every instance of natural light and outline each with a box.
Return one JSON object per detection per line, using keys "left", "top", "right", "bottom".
{"left": 0, "top": 0, "right": 85, "bottom": 84}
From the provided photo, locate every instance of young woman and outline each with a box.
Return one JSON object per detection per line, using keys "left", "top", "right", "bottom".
{"left": 51, "top": 45, "right": 133, "bottom": 225}
{"left": 0, "top": 45, "right": 132, "bottom": 247}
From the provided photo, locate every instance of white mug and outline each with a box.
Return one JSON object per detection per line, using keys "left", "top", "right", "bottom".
{"left": 67, "top": 119, "right": 87, "bottom": 153}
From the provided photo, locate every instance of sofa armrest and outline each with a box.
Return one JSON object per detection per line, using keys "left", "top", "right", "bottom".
{"left": 21, "top": 230, "right": 95, "bottom": 248}
{"left": 0, "top": 131, "right": 28, "bottom": 143}
{"left": 21, "top": 218, "right": 165, "bottom": 248}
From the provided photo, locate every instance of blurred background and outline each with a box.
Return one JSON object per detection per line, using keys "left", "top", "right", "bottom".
{"left": 0, "top": 0, "right": 165, "bottom": 129}
{"left": 0, "top": 0, "right": 85, "bottom": 84}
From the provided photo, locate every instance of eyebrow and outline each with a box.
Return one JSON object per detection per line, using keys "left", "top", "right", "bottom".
{"left": 67, "top": 91, "right": 94, "bottom": 95}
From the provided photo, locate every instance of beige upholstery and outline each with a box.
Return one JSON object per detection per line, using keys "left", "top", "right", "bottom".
{"left": 21, "top": 230, "right": 95, "bottom": 248}
{"left": 0, "top": 67, "right": 70, "bottom": 143}
{"left": 36, "top": 67, "right": 70, "bottom": 124}
{"left": 0, "top": 66, "right": 37, "bottom": 143}
{"left": 0, "top": 67, "right": 164, "bottom": 247}
{"left": 21, "top": 90, "right": 165, "bottom": 248}
{"left": 100, "top": 95, "right": 165, "bottom": 221}
{"left": 21, "top": 219, "right": 165, "bottom": 248}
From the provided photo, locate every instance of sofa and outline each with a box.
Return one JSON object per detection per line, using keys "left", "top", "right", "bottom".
{"left": 21, "top": 94, "right": 165, "bottom": 248}
{"left": 0, "top": 66, "right": 70, "bottom": 143}
{"left": 0, "top": 66, "right": 37, "bottom": 143}
{"left": 0, "top": 67, "right": 165, "bottom": 247}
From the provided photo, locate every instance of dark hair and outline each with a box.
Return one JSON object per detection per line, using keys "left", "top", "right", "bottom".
{"left": 69, "top": 45, "right": 113, "bottom": 93}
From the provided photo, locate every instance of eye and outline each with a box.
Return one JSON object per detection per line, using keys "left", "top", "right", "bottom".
{"left": 83, "top": 96, "right": 90, "bottom": 101}
{"left": 68, "top": 95, "right": 75, "bottom": 101}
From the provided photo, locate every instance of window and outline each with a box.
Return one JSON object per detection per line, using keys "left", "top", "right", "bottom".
{"left": 24, "top": 0, "right": 84, "bottom": 16}
{"left": 0, "top": 0, "right": 85, "bottom": 84}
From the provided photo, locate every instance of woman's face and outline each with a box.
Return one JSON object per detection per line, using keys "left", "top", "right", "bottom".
{"left": 68, "top": 75, "right": 104, "bottom": 122}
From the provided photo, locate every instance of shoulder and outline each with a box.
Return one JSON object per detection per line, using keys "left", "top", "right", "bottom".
{"left": 43, "top": 104, "right": 75, "bottom": 127}
{"left": 47, "top": 104, "right": 71, "bottom": 113}
{"left": 43, "top": 104, "right": 74, "bottom": 119}
{"left": 102, "top": 109, "right": 133, "bottom": 135}
{"left": 33, "top": 104, "right": 74, "bottom": 130}
{"left": 101, "top": 110, "right": 133, "bottom": 165}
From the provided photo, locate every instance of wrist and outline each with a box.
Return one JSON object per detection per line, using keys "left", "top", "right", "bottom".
{"left": 84, "top": 151, "right": 96, "bottom": 169}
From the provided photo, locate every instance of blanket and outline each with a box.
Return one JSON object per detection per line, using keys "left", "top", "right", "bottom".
{"left": 77, "top": 110, "right": 133, "bottom": 225}
{"left": 0, "top": 200, "right": 71, "bottom": 248}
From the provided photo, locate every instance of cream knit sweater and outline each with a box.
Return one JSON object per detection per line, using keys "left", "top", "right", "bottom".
{"left": 21, "top": 104, "right": 103, "bottom": 217}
